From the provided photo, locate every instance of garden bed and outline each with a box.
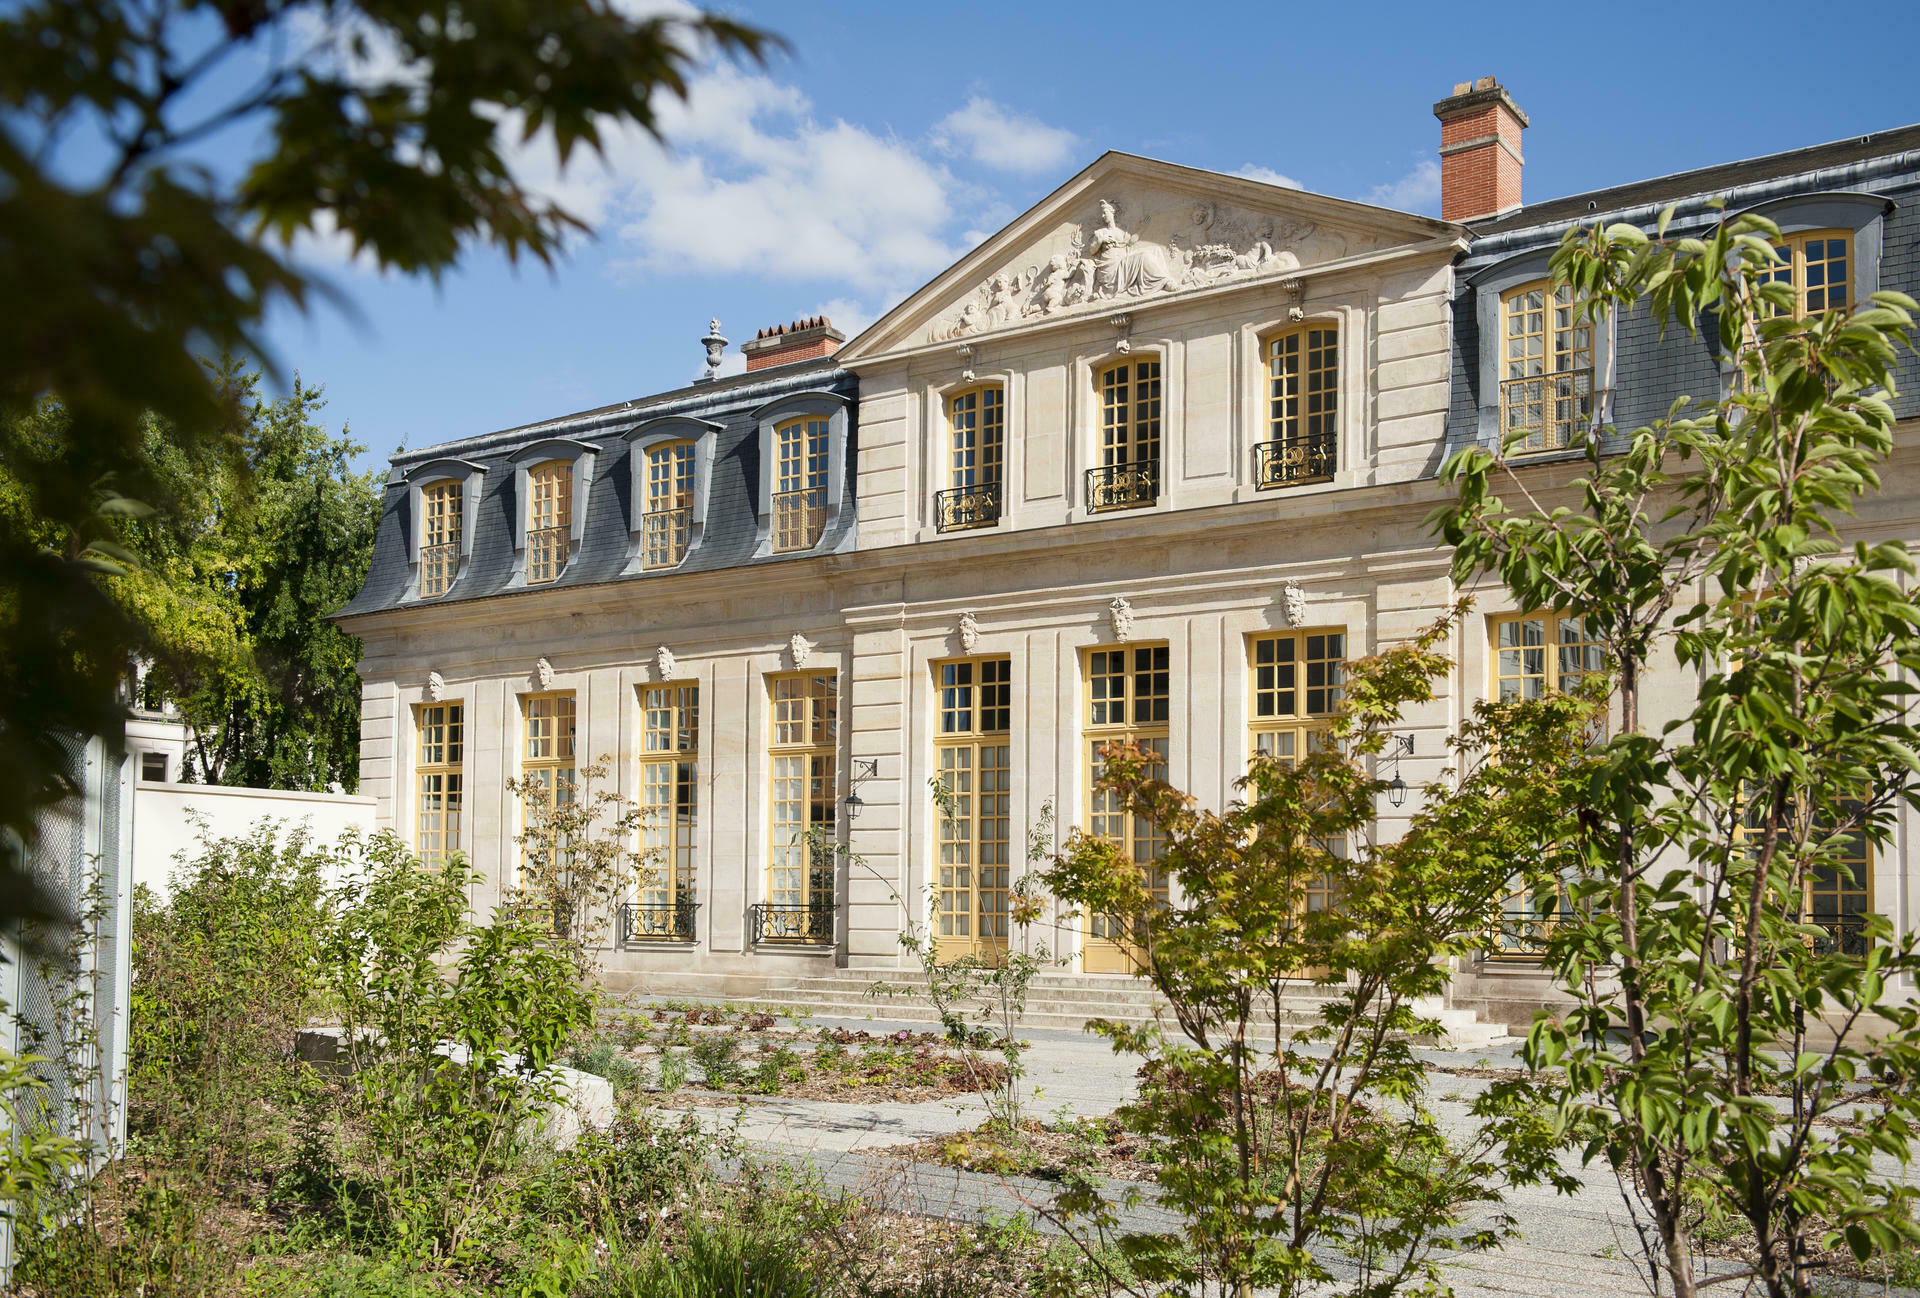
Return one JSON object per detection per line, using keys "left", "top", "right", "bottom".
{"left": 885, "top": 1115, "right": 1158, "bottom": 1183}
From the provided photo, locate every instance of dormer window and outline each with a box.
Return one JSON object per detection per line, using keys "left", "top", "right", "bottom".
{"left": 419, "top": 481, "right": 462, "bottom": 597}
{"left": 1500, "top": 282, "right": 1593, "bottom": 454}
{"left": 1256, "top": 325, "right": 1338, "bottom": 489}
{"left": 773, "top": 415, "right": 829, "bottom": 552}
{"left": 527, "top": 460, "right": 572, "bottom": 584}
{"left": 1087, "top": 358, "right": 1160, "bottom": 511}
{"left": 936, "top": 385, "right": 1004, "bottom": 532}
{"left": 643, "top": 441, "right": 696, "bottom": 569}
{"left": 1761, "top": 230, "right": 1850, "bottom": 318}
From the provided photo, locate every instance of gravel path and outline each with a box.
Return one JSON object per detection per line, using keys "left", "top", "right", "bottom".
{"left": 629, "top": 1002, "right": 1919, "bottom": 1298}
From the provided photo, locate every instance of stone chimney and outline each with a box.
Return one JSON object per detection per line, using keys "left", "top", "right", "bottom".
{"left": 741, "top": 315, "right": 845, "bottom": 372}
{"left": 1433, "top": 77, "right": 1529, "bottom": 223}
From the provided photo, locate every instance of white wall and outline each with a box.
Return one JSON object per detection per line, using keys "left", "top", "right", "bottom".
{"left": 131, "top": 783, "right": 377, "bottom": 897}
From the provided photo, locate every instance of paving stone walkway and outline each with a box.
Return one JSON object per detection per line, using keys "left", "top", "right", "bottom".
{"left": 632, "top": 1001, "right": 1919, "bottom": 1298}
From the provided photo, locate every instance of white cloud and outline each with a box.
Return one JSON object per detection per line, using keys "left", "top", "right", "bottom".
{"left": 1365, "top": 158, "right": 1442, "bottom": 214}
{"left": 812, "top": 296, "right": 880, "bottom": 341}
{"left": 1235, "top": 164, "right": 1303, "bottom": 190}
{"left": 933, "top": 97, "right": 1081, "bottom": 175}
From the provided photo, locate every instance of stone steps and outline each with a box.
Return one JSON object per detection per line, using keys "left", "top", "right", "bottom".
{"left": 751, "top": 968, "right": 1510, "bottom": 1049}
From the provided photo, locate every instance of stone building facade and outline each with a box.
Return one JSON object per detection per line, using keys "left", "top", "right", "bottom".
{"left": 336, "top": 85, "right": 1920, "bottom": 1019}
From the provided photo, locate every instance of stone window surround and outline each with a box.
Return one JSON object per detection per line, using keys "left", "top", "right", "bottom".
{"left": 507, "top": 437, "right": 598, "bottom": 589}
{"left": 750, "top": 390, "right": 852, "bottom": 560}
{"left": 398, "top": 680, "right": 466, "bottom": 850}
{"left": 623, "top": 415, "right": 721, "bottom": 574}
{"left": 922, "top": 371, "right": 1016, "bottom": 536}
{"left": 1244, "top": 306, "right": 1355, "bottom": 492}
{"left": 400, "top": 457, "right": 486, "bottom": 602}
{"left": 1467, "top": 252, "right": 1616, "bottom": 454}
{"left": 1074, "top": 339, "right": 1177, "bottom": 517}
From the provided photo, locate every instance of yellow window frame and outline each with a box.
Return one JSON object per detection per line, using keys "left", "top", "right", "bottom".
{"left": 1082, "top": 643, "right": 1170, "bottom": 968}
{"left": 527, "top": 460, "right": 572, "bottom": 584}
{"left": 1499, "top": 280, "right": 1594, "bottom": 454}
{"left": 414, "top": 701, "right": 463, "bottom": 867}
{"left": 947, "top": 385, "right": 1005, "bottom": 491}
{"left": 1760, "top": 229, "right": 1852, "bottom": 318}
{"left": 933, "top": 657, "right": 1013, "bottom": 957}
{"left": 420, "top": 481, "right": 462, "bottom": 597}
{"left": 1097, "top": 358, "right": 1162, "bottom": 469}
{"left": 768, "top": 671, "right": 838, "bottom": 914}
{"left": 643, "top": 441, "right": 696, "bottom": 570}
{"left": 1261, "top": 324, "right": 1339, "bottom": 479}
{"left": 640, "top": 683, "right": 698, "bottom": 916}
{"left": 773, "top": 416, "right": 829, "bottom": 552}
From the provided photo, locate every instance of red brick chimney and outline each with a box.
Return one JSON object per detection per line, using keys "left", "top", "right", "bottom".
{"left": 741, "top": 316, "right": 845, "bottom": 372}
{"left": 1433, "top": 77, "right": 1529, "bottom": 223}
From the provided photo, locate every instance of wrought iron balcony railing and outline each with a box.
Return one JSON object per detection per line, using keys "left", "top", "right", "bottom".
{"left": 1253, "top": 430, "right": 1337, "bottom": 490}
{"left": 773, "top": 486, "right": 826, "bottom": 552}
{"left": 1085, "top": 459, "right": 1159, "bottom": 512}
{"left": 420, "top": 541, "right": 459, "bottom": 597}
{"left": 617, "top": 899, "right": 700, "bottom": 945}
{"left": 1803, "top": 913, "right": 1869, "bottom": 957}
{"left": 643, "top": 507, "right": 692, "bottom": 569}
{"left": 750, "top": 901, "right": 838, "bottom": 946}
{"left": 527, "top": 524, "right": 569, "bottom": 583}
{"left": 1500, "top": 367, "right": 1594, "bottom": 455}
{"left": 934, "top": 480, "right": 1002, "bottom": 532}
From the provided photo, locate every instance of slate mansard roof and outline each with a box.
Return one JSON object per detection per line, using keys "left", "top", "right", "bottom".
{"left": 1447, "top": 123, "right": 1920, "bottom": 459}
{"left": 336, "top": 357, "right": 857, "bottom": 620}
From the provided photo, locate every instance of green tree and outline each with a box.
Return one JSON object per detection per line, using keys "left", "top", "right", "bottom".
{"left": 1435, "top": 209, "right": 1920, "bottom": 1297}
{"left": 1041, "top": 614, "right": 1583, "bottom": 1298}
{"left": 0, "top": 0, "right": 775, "bottom": 863}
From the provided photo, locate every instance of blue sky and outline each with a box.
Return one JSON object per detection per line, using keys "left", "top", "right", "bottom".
{"left": 258, "top": 0, "right": 1920, "bottom": 472}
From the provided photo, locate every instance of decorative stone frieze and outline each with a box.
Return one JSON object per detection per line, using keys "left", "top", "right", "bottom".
{"left": 932, "top": 195, "right": 1307, "bottom": 342}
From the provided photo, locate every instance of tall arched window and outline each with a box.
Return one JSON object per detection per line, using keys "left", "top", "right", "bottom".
{"left": 1257, "top": 325, "right": 1338, "bottom": 488}
{"left": 419, "top": 480, "right": 462, "bottom": 596}
{"left": 935, "top": 385, "right": 1004, "bottom": 531}
{"left": 526, "top": 460, "right": 573, "bottom": 583}
{"left": 643, "top": 440, "right": 696, "bottom": 569}
{"left": 773, "top": 416, "right": 829, "bottom": 552}
{"left": 1087, "top": 358, "right": 1160, "bottom": 511}
{"left": 1500, "top": 282, "right": 1593, "bottom": 454}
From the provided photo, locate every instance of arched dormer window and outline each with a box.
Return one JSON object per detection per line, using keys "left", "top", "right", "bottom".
{"left": 1087, "top": 357, "right": 1160, "bottom": 511}
{"left": 936, "top": 384, "right": 1004, "bottom": 532}
{"left": 402, "top": 456, "right": 485, "bottom": 601}
{"left": 643, "top": 441, "right": 697, "bottom": 568}
{"left": 622, "top": 415, "right": 719, "bottom": 575}
{"left": 1499, "top": 280, "right": 1593, "bottom": 454}
{"left": 1737, "top": 192, "right": 1889, "bottom": 321}
{"left": 774, "top": 415, "right": 829, "bottom": 552}
{"left": 526, "top": 460, "right": 572, "bottom": 584}
{"left": 750, "top": 390, "right": 851, "bottom": 560}
{"left": 508, "top": 437, "right": 597, "bottom": 589}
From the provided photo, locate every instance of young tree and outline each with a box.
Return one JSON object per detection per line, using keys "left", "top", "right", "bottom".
{"left": 1435, "top": 209, "right": 1920, "bottom": 1297}
{"left": 1041, "top": 614, "right": 1585, "bottom": 1298}
{"left": 0, "top": 0, "right": 775, "bottom": 869}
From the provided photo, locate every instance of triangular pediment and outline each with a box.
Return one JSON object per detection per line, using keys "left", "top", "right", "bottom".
{"left": 840, "top": 152, "right": 1462, "bottom": 363}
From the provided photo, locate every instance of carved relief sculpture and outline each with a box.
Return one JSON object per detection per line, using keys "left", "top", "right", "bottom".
{"left": 427, "top": 670, "right": 445, "bottom": 702}
{"left": 933, "top": 195, "right": 1312, "bottom": 342}
{"left": 788, "top": 633, "right": 815, "bottom": 670}
{"left": 655, "top": 646, "right": 677, "bottom": 681}
{"left": 1281, "top": 581, "right": 1307, "bottom": 628}
{"left": 1109, "top": 596, "right": 1135, "bottom": 643}
{"left": 535, "top": 656, "right": 554, "bottom": 689}
{"left": 958, "top": 611, "right": 980, "bottom": 654}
